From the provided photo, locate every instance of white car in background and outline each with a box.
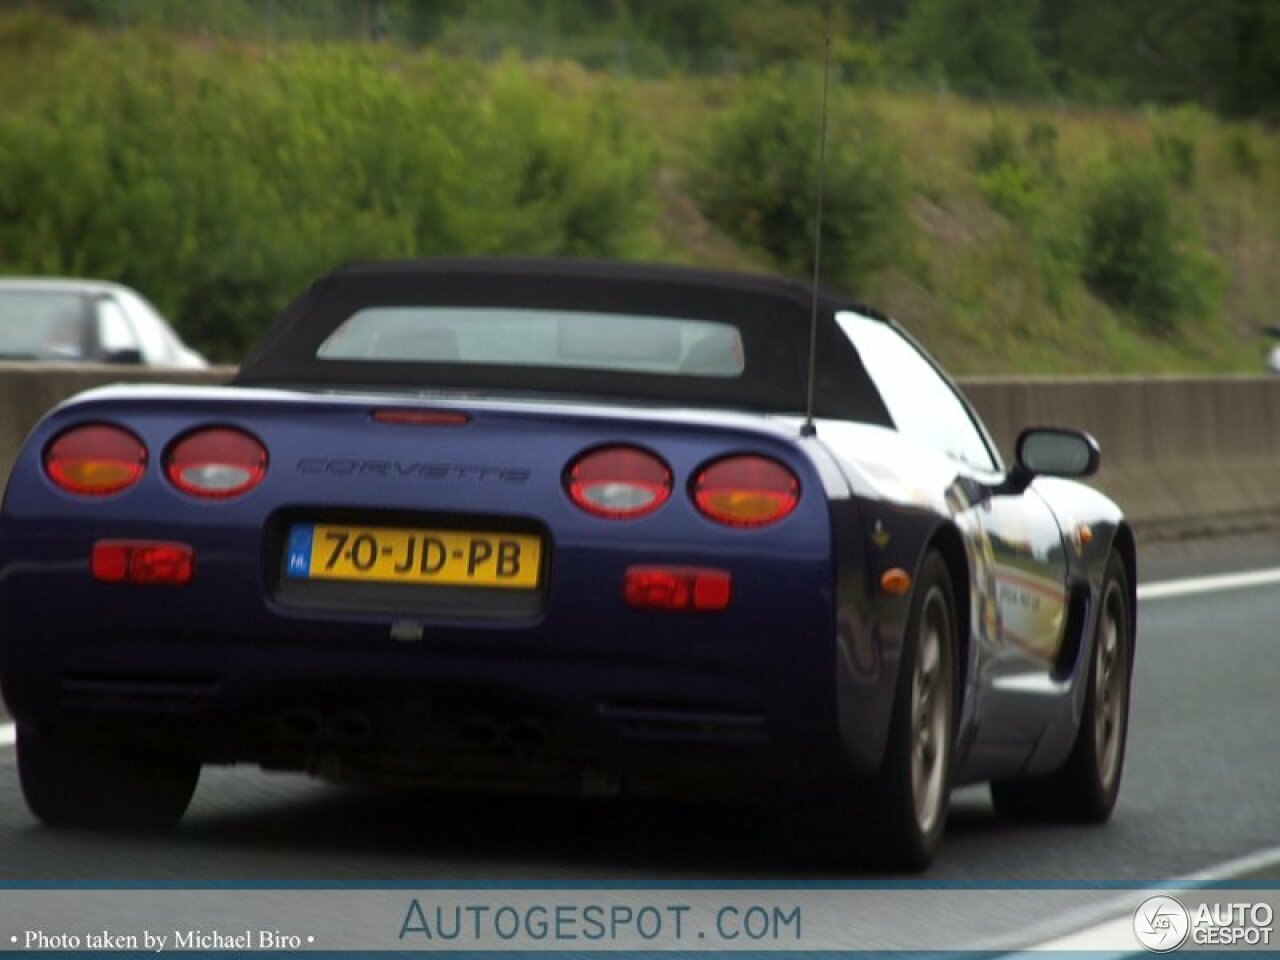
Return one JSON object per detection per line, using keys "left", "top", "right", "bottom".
{"left": 1265, "top": 325, "right": 1280, "bottom": 373}
{"left": 0, "top": 278, "right": 207, "bottom": 368}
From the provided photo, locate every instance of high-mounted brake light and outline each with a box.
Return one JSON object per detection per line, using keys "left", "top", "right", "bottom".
{"left": 566, "top": 446, "right": 671, "bottom": 519}
{"left": 44, "top": 424, "right": 147, "bottom": 496}
{"left": 92, "top": 540, "right": 194, "bottom": 586}
{"left": 372, "top": 409, "right": 470, "bottom": 427}
{"left": 165, "top": 427, "right": 267, "bottom": 499}
{"left": 692, "top": 455, "right": 800, "bottom": 527}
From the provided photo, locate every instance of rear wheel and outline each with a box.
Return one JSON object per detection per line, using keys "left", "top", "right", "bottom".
{"left": 857, "top": 551, "right": 957, "bottom": 871}
{"left": 17, "top": 725, "right": 199, "bottom": 830}
{"left": 991, "top": 550, "right": 1132, "bottom": 821}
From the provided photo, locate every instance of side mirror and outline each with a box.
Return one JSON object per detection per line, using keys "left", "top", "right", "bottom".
{"left": 1017, "top": 427, "right": 1100, "bottom": 478}
{"left": 1001, "top": 427, "right": 1100, "bottom": 494}
{"left": 104, "top": 348, "right": 144, "bottom": 365}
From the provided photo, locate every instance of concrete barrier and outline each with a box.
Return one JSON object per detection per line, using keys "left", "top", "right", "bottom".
{"left": 0, "top": 364, "right": 1275, "bottom": 539}
{"left": 963, "top": 376, "right": 1280, "bottom": 539}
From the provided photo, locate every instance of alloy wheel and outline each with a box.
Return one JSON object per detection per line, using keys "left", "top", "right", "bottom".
{"left": 910, "top": 587, "right": 952, "bottom": 835}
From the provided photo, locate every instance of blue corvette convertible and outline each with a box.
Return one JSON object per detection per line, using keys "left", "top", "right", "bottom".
{"left": 0, "top": 259, "right": 1135, "bottom": 869}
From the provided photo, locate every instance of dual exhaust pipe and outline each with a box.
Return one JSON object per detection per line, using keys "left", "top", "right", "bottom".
{"left": 273, "top": 708, "right": 549, "bottom": 753}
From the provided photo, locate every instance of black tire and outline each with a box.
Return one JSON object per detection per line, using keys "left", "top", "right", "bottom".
{"left": 990, "top": 550, "right": 1132, "bottom": 821}
{"left": 17, "top": 725, "right": 200, "bottom": 830}
{"left": 858, "top": 551, "right": 958, "bottom": 871}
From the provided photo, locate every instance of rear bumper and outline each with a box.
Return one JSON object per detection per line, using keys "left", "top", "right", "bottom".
{"left": 0, "top": 531, "right": 858, "bottom": 792}
{"left": 2, "top": 632, "right": 846, "bottom": 795}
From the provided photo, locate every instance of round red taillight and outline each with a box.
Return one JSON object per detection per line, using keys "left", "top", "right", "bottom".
{"left": 566, "top": 446, "right": 671, "bottom": 519}
{"left": 692, "top": 455, "right": 800, "bottom": 527}
{"left": 165, "top": 427, "right": 267, "bottom": 499}
{"left": 44, "top": 424, "right": 147, "bottom": 496}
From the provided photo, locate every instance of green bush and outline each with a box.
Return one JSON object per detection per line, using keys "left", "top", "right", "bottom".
{"left": 1222, "top": 130, "right": 1262, "bottom": 180}
{"left": 691, "top": 68, "right": 907, "bottom": 289}
{"left": 892, "top": 0, "right": 1050, "bottom": 96}
{"left": 1025, "top": 121, "right": 1060, "bottom": 181}
{"left": 1154, "top": 132, "right": 1197, "bottom": 190}
{"left": 0, "top": 28, "right": 656, "bottom": 360}
{"left": 463, "top": 61, "right": 657, "bottom": 258}
{"left": 978, "top": 163, "right": 1039, "bottom": 221}
{"left": 974, "top": 121, "right": 1019, "bottom": 174}
{"left": 1077, "top": 154, "right": 1220, "bottom": 337}
{"left": 973, "top": 121, "right": 1057, "bottom": 223}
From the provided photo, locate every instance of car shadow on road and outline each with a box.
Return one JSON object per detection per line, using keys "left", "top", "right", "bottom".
{"left": 162, "top": 774, "right": 1011, "bottom": 878}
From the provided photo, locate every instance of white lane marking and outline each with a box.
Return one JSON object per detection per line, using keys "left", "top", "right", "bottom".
{"left": 1018, "top": 842, "right": 1280, "bottom": 952}
{"left": 1027, "top": 913, "right": 1133, "bottom": 952}
{"left": 1138, "top": 566, "right": 1280, "bottom": 601}
{"left": 0, "top": 723, "right": 14, "bottom": 748}
{"left": 1179, "top": 841, "right": 1280, "bottom": 883}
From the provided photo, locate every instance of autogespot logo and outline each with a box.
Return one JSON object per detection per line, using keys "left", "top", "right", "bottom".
{"left": 1134, "top": 896, "right": 1191, "bottom": 953}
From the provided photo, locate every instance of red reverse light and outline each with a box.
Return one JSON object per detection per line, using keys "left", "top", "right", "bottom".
{"left": 92, "top": 541, "right": 194, "bottom": 586}
{"left": 566, "top": 446, "right": 671, "bottom": 519}
{"left": 44, "top": 424, "right": 147, "bottom": 496}
{"left": 165, "top": 427, "right": 267, "bottom": 499}
{"left": 693, "top": 455, "right": 800, "bottom": 527}
{"left": 624, "top": 566, "right": 732, "bottom": 612}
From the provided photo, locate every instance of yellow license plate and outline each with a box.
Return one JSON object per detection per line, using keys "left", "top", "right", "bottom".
{"left": 285, "top": 523, "right": 542, "bottom": 590}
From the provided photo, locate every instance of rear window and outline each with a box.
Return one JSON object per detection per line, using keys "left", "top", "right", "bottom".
{"left": 233, "top": 261, "right": 893, "bottom": 425}
{"left": 316, "top": 307, "right": 745, "bottom": 379}
{"left": 0, "top": 292, "right": 89, "bottom": 360}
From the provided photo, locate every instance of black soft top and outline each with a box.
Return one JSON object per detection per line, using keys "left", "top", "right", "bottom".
{"left": 234, "top": 258, "right": 891, "bottom": 424}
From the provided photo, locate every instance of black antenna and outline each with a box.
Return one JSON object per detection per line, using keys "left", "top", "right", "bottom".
{"left": 801, "top": 3, "right": 834, "bottom": 438}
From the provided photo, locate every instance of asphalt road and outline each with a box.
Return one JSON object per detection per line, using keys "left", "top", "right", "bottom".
{"left": 1, "top": 532, "right": 1278, "bottom": 945}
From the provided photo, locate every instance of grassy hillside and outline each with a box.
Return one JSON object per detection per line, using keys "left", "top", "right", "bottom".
{"left": 864, "top": 97, "right": 1276, "bottom": 374}
{"left": 632, "top": 76, "right": 1279, "bottom": 374}
{"left": 1, "top": 14, "right": 1276, "bottom": 374}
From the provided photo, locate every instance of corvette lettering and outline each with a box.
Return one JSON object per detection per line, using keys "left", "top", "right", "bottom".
{"left": 297, "top": 458, "right": 530, "bottom": 484}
